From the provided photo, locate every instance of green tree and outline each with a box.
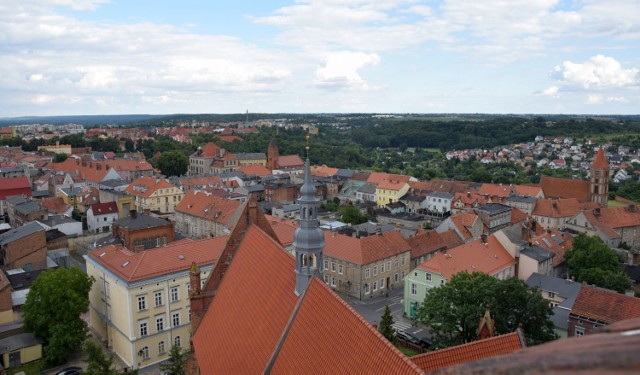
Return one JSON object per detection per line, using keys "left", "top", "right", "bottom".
{"left": 159, "top": 345, "right": 189, "bottom": 375}
{"left": 23, "top": 267, "right": 94, "bottom": 366}
{"left": 565, "top": 234, "right": 631, "bottom": 293}
{"left": 338, "top": 204, "right": 367, "bottom": 225}
{"left": 378, "top": 305, "right": 396, "bottom": 344}
{"left": 156, "top": 150, "right": 189, "bottom": 177}
{"left": 414, "top": 272, "right": 557, "bottom": 348}
{"left": 84, "top": 340, "right": 117, "bottom": 375}
{"left": 53, "top": 152, "right": 68, "bottom": 162}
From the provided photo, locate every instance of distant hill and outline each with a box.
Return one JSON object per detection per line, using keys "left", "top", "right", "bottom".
{"left": 0, "top": 114, "right": 167, "bottom": 126}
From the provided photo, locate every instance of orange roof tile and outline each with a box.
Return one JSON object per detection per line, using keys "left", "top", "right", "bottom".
{"left": 417, "top": 235, "right": 515, "bottom": 280}
{"left": 40, "top": 197, "right": 69, "bottom": 215}
{"left": 412, "top": 331, "right": 525, "bottom": 372}
{"left": 179, "top": 176, "right": 223, "bottom": 188}
{"left": 439, "top": 230, "right": 465, "bottom": 249}
{"left": 175, "top": 190, "right": 241, "bottom": 226}
{"left": 367, "top": 171, "right": 411, "bottom": 185}
{"left": 592, "top": 147, "right": 609, "bottom": 169}
{"left": 406, "top": 231, "right": 446, "bottom": 259}
{"left": 266, "top": 215, "right": 298, "bottom": 247}
{"left": 270, "top": 278, "right": 422, "bottom": 374}
{"left": 377, "top": 179, "right": 409, "bottom": 191}
{"left": 453, "top": 191, "right": 488, "bottom": 207}
{"left": 586, "top": 205, "right": 640, "bottom": 230}
{"left": 87, "top": 236, "right": 227, "bottom": 282}
{"left": 530, "top": 230, "right": 573, "bottom": 268}
{"left": 511, "top": 207, "right": 528, "bottom": 224}
{"left": 448, "top": 212, "right": 479, "bottom": 241}
{"left": 478, "top": 183, "right": 513, "bottom": 198}
{"left": 324, "top": 230, "right": 411, "bottom": 265}
{"left": 277, "top": 155, "right": 304, "bottom": 168}
{"left": 513, "top": 184, "right": 542, "bottom": 197}
{"left": 571, "top": 285, "right": 640, "bottom": 324}
{"left": 539, "top": 175, "right": 590, "bottom": 202}
{"left": 310, "top": 164, "right": 339, "bottom": 177}
{"left": 125, "top": 176, "right": 179, "bottom": 198}
{"left": 238, "top": 164, "right": 272, "bottom": 177}
{"left": 533, "top": 198, "right": 582, "bottom": 218}
{"left": 193, "top": 142, "right": 221, "bottom": 157}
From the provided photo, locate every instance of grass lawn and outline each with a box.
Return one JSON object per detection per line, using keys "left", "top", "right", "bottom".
{"left": 396, "top": 345, "right": 419, "bottom": 356}
{"left": 7, "top": 360, "right": 45, "bottom": 375}
{"left": 608, "top": 200, "right": 628, "bottom": 208}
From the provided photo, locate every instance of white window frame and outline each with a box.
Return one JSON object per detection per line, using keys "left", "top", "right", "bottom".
{"left": 373, "top": 265, "right": 378, "bottom": 276}
{"left": 381, "top": 263, "right": 385, "bottom": 273}
{"left": 394, "top": 273, "right": 399, "bottom": 283}
{"left": 156, "top": 315, "right": 164, "bottom": 332}
{"left": 172, "top": 311, "right": 181, "bottom": 327}
{"left": 137, "top": 295, "right": 147, "bottom": 311}
{"left": 365, "top": 268, "right": 370, "bottom": 279}
{"left": 411, "top": 283, "right": 417, "bottom": 295}
{"left": 154, "top": 291, "right": 163, "bottom": 307}
{"left": 373, "top": 281, "right": 378, "bottom": 291}
{"left": 380, "top": 278, "right": 385, "bottom": 289}
{"left": 331, "top": 262, "right": 336, "bottom": 272}
{"left": 158, "top": 341, "right": 165, "bottom": 354}
{"left": 386, "top": 261, "right": 391, "bottom": 271}
{"left": 338, "top": 264, "right": 343, "bottom": 275}
{"left": 139, "top": 320, "right": 148, "bottom": 337}
{"left": 170, "top": 286, "right": 179, "bottom": 303}
{"left": 426, "top": 272, "right": 432, "bottom": 281}
{"left": 575, "top": 326, "right": 585, "bottom": 336}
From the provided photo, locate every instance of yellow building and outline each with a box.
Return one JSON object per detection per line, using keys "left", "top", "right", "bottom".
{"left": 37, "top": 144, "right": 73, "bottom": 155}
{"left": 375, "top": 179, "right": 410, "bottom": 208}
{"left": 125, "top": 177, "right": 184, "bottom": 214}
{"left": 235, "top": 152, "right": 267, "bottom": 167}
{"left": 85, "top": 236, "right": 228, "bottom": 370}
{"left": 0, "top": 333, "right": 43, "bottom": 368}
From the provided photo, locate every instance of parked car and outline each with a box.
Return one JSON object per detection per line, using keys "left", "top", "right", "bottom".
{"left": 56, "top": 367, "right": 82, "bottom": 375}
{"left": 396, "top": 330, "right": 420, "bottom": 345}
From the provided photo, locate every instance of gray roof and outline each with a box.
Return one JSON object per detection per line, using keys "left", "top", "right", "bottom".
{"left": 39, "top": 215, "right": 79, "bottom": 227}
{"left": 216, "top": 171, "right": 245, "bottom": 179}
{"left": 5, "top": 195, "right": 28, "bottom": 206}
{"left": 400, "top": 194, "right": 426, "bottom": 202}
{"left": 336, "top": 169, "right": 355, "bottom": 178}
{"left": 282, "top": 204, "right": 300, "bottom": 213}
{"left": 100, "top": 178, "right": 129, "bottom": 188}
{"left": 235, "top": 152, "right": 266, "bottom": 160}
{"left": 476, "top": 203, "right": 511, "bottom": 214}
{"left": 245, "top": 184, "right": 264, "bottom": 193}
{"left": 506, "top": 195, "right": 538, "bottom": 204}
{"left": 521, "top": 245, "right": 555, "bottom": 262}
{"left": 0, "top": 222, "right": 44, "bottom": 246}
{"left": 31, "top": 190, "right": 49, "bottom": 198}
{"left": 0, "top": 332, "right": 44, "bottom": 353}
{"left": 356, "top": 183, "right": 377, "bottom": 194}
{"left": 15, "top": 200, "right": 45, "bottom": 215}
{"left": 427, "top": 191, "right": 454, "bottom": 199}
{"left": 115, "top": 213, "right": 171, "bottom": 231}
{"left": 526, "top": 273, "right": 583, "bottom": 331}
{"left": 0, "top": 167, "right": 24, "bottom": 173}
{"left": 59, "top": 186, "right": 83, "bottom": 197}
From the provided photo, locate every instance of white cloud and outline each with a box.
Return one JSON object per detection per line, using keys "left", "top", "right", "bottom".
{"left": 587, "top": 94, "right": 603, "bottom": 104}
{"left": 313, "top": 52, "right": 380, "bottom": 90}
{"left": 542, "top": 86, "right": 559, "bottom": 96}
{"left": 553, "top": 55, "right": 638, "bottom": 89}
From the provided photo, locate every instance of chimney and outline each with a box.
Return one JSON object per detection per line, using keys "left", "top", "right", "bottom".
{"left": 467, "top": 192, "right": 471, "bottom": 198}
{"left": 481, "top": 234, "right": 488, "bottom": 244}
{"left": 593, "top": 208, "right": 601, "bottom": 216}
{"left": 628, "top": 204, "right": 637, "bottom": 212}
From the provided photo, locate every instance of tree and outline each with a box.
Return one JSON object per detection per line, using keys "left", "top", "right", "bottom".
{"left": 338, "top": 204, "right": 367, "bottom": 225}
{"left": 156, "top": 150, "right": 189, "bottom": 177}
{"left": 378, "top": 305, "right": 396, "bottom": 344}
{"left": 23, "top": 267, "right": 94, "bottom": 365}
{"left": 565, "top": 234, "right": 631, "bottom": 293}
{"left": 160, "top": 345, "right": 189, "bottom": 375}
{"left": 54, "top": 152, "right": 68, "bottom": 162}
{"left": 84, "top": 340, "right": 117, "bottom": 375}
{"left": 414, "top": 272, "right": 557, "bottom": 349}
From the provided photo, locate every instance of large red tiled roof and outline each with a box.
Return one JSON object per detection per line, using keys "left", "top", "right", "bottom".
{"left": 417, "top": 235, "right": 515, "bottom": 280}
{"left": 310, "top": 164, "right": 339, "bottom": 177}
{"left": 238, "top": 164, "right": 272, "bottom": 177}
{"left": 533, "top": 198, "right": 582, "bottom": 218}
{"left": 530, "top": 229, "right": 573, "bottom": 268}
{"left": 412, "top": 331, "right": 525, "bottom": 372}
{"left": 479, "top": 183, "right": 513, "bottom": 198}
{"left": 539, "top": 175, "right": 590, "bottom": 202}
{"left": 125, "top": 176, "right": 178, "bottom": 198}
{"left": 367, "top": 171, "right": 411, "bottom": 185}
{"left": 175, "top": 190, "right": 241, "bottom": 226}
{"left": 513, "top": 184, "right": 542, "bottom": 197}
{"left": 270, "top": 278, "right": 422, "bottom": 374}
{"left": 266, "top": 216, "right": 297, "bottom": 247}
{"left": 439, "top": 229, "right": 465, "bottom": 249}
{"left": 87, "top": 236, "right": 227, "bottom": 282}
{"left": 0, "top": 176, "right": 30, "bottom": 190}
{"left": 192, "top": 142, "right": 221, "bottom": 157}
{"left": 511, "top": 207, "right": 528, "bottom": 224}
{"left": 324, "top": 230, "right": 411, "bottom": 265}
{"left": 447, "top": 212, "right": 478, "bottom": 241}
{"left": 179, "top": 176, "right": 223, "bottom": 189}
{"left": 407, "top": 230, "right": 446, "bottom": 259}
{"left": 377, "top": 179, "right": 409, "bottom": 191}
{"left": 192, "top": 226, "right": 299, "bottom": 374}
{"left": 40, "top": 196, "right": 69, "bottom": 215}
{"left": 453, "top": 191, "right": 488, "bottom": 207}
{"left": 571, "top": 285, "right": 640, "bottom": 324}
{"left": 90, "top": 202, "right": 118, "bottom": 215}
{"left": 586, "top": 205, "right": 640, "bottom": 230}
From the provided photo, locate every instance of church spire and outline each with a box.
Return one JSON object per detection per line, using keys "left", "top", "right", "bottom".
{"left": 590, "top": 146, "right": 609, "bottom": 206}
{"left": 293, "top": 134, "right": 325, "bottom": 295}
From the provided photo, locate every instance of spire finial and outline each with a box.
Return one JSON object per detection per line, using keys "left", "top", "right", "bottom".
{"left": 305, "top": 133, "right": 310, "bottom": 160}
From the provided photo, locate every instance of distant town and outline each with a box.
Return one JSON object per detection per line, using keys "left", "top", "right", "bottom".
{"left": 0, "top": 115, "right": 639, "bottom": 374}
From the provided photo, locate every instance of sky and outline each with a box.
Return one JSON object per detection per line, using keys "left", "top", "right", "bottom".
{"left": 1, "top": 0, "right": 639, "bottom": 116}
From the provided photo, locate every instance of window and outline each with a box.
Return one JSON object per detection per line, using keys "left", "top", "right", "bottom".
{"left": 548, "top": 291, "right": 555, "bottom": 298}
{"left": 139, "top": 321, "right": 148, "bottom": 337}
{"left": 156, "top": 316, "right": 164, "bottom": 332}
{"left": 137, "top": 295, "right": 147, "bottom": 311}
{"left": 365, "top": 268, "right": 370, "bottom": 279}
{"left": 331, "top": 262, "right": 336, "bottom": 272}
{"left": 394, "top": 273, "right": 399, "bottom": 283}
{"left": 172, "top": 311, "right": 180, "bottom": 327}
{"left": 411, "top": 283, "right": 417, "bottom": 295}
{"left": 373, "top": 265, "right": 378, "bottom": 276}
{"left": 386, "top": 261, "right": 391, "bottom": 271}
{"left": 381, "top": 263, "right": 385, "bottom": 273}
{"left": 575, "top": 327, "right": 584, "bottom": 336}
{"left": 338, "top": 264, "right": 343, "bottom": 274}
{"left": 140, "top": 346, "right": 149, "bottom": 360}
{"left": 401, "top": 256, "right": 406, "bottom": 266}
{"left": 331, "top": 277, "right": 336, "bottom": 287}
{"left": 158, "top": 341, "right": 166, "bottom": 354}
{"left": 324, "top": 274, "right": 329, "bottom": 284}
{"left": 170, "top": 287, "right": 179, "bottom": 302}
{"left": 394, "top": 258, "right": 399, "bottom": 269}
{"left": 324, "top": 260, "right": 329, "bottom": 270}
{"left": 373, "top": 281, "right": 378, "bottom": 291}
{"left": 364, "top": 283, "right": 370, "bottom": 294}
{"left": 175, "top": 336, "right": 181, "bottom": 348}
{"left": 380, "top": 278, "right": 385, "bottom": 289}
{"left": 154, "top": 291, "right": 163, "bottom": 307}
{"left": 425, "top": 273, "right": 432, "bottom": 281}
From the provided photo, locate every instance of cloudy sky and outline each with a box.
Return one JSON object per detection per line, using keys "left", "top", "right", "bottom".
{"left": 2, "top": 0, "right": 639, "bottom": 116}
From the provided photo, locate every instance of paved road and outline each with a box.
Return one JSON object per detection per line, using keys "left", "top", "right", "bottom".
{"left": 337, "top": 286, "right": 431, "bottom": 342}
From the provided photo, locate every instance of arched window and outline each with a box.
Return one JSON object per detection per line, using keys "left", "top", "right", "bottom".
{"left": 140, "top": 346, "right": 149, "bottom": 359}
{"left": 158, "top": 341, "right": 165, "bottom": 354}
{"left": 175, "top": 336, "right": 181, "bottom": 348}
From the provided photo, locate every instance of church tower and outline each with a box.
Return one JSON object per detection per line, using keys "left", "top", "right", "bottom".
{"left": 266, "top": 138, "right": 279, "bottom": 171}
{"left": 293, "top": 135, "right": 325, "bottom": 295}
{"left": 590, "top": 146, "right": 609, "bottom": 206}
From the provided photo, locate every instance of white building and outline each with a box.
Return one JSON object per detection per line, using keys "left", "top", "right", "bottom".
{"left": 87, "top": 202, "right": 119, "bottom": 234}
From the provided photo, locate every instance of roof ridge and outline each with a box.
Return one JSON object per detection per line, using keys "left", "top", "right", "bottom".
{"left": 127, "top": 252, "right": 146, "bottom": 282}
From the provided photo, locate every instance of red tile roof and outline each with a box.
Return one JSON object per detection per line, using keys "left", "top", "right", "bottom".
{"left": 592, "top": 147, "right": 609, "bottom": 169}
{"left": 439, "top": 229, "right": 465, "bottom": 249}
{"left": 513, "top": 184, "right": 542, "bottom": 197}
{"left": 90, "top": 202, "right": 118, "bottom": 215}
{"left": 539, "top": 175, "right": 590, "bottom": 202}
{"left": 367, "top": 171, "right": 411, "bottom": 185}
{"left": 324, "top": 230, "right": 411, "bottom": 265}
{"left": 533, "top": 198, "right": 582, "bottom": 218}
{"left": 192, "top": 142, "right": 221, "bottom": 157}
{"left": 238, "top": 164, "right": 272, "bottom": 177}
{"left": 266, "top": 215, "right": 297, "bottom": 247}
{"left": 0, "top": 176, "right": 31, "bottom": 191}
{"left": 175, "top": 190, "right": 241, "bottom": 226}
{"left": 310, "top": 164, "right": 339, "bottom": 177}
{"left": 586, "top": 205, "right": 640, "bottom": 230}
{"left": 479, "top": 183, "right": 513, "bottom": 198}
{"left": 530, "top": 229, "right": 573, "bottom": 268}
{"left": 570, "top": 285, "right": 640, "bottom": 324}
{"left": 179, "top": 176, "right": 223, "bottom": 189}
{"left": 406, "top": 230, "right": 446, "bottom": 259}
{"left": 453, "top": 191, "right": 488, "bottom": 208}
{"left": 125, "top": 176, "right": 178, "bottom": 198}
{"left": 40, "top": 196, "right": 69, "bottom": 215}
{"left": 87, "top": 236, "right": 227, "bottom": 282}
{"left": 377, "top": 179, "right": 409, "bottom": 191}
{"left": 277, "top": 155, "right": 304, "bottom": 168}
{"left": 411, "top": 330, "right": 525, "bottom": 372}
{"left": 511, "top": 207, "right": 528, "bottom": 224}
{"left": 270, "top": 278, "right": 422, "bottom": 374}
{"left": 417, "top": 235, "right": 515, "bottom": 280}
